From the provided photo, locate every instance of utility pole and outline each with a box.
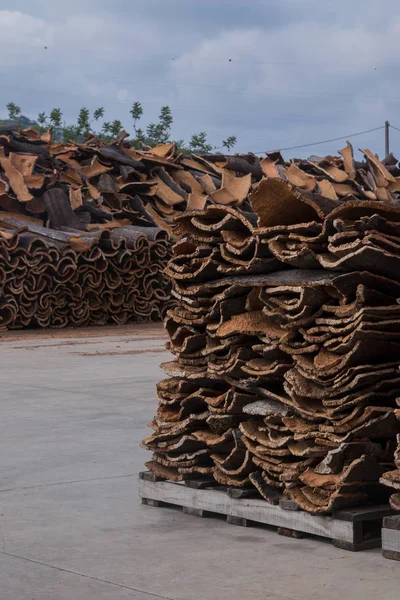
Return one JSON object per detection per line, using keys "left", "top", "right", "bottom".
{"left": 385, "top": 120, "right": 390, "bottom": 157}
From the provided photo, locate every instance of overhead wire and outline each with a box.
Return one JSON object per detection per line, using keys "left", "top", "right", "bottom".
{"left": 252, "top": 126, "right": 385, "bottom": 154}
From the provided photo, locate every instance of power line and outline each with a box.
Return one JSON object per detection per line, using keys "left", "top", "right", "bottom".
{"left": 253, "top": 126, "right": 385, "bottom": 154}
{"left": 389, "top": 124, "right": 400, "bottom": 133}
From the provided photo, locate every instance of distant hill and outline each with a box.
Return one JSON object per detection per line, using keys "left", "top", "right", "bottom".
{"left": 0, "top": 115, "right": 40, "bottom": 130}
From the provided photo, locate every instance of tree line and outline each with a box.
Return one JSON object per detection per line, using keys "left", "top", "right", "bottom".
{"left": 2, "top": 101, "right": 237, "bottom": 153}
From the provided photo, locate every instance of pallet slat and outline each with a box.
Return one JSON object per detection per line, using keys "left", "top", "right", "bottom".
{"left": 139, "top": 475, "right": 392, "bottom": 551}
{"left": 382, "top": 515, "right": 400, "bottom": 561}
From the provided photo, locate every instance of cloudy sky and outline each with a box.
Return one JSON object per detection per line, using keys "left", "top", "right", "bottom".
{"left": 1, "top": 0, "right": 400, "bottom": 158}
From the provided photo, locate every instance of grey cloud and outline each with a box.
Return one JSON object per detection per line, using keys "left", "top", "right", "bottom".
{"left": 1, "top": 1, "right": 399, "bottom": 159}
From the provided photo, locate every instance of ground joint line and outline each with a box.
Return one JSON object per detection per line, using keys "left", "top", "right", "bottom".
{"left": 0, "top": 550, "right": 176, "bottom": 600}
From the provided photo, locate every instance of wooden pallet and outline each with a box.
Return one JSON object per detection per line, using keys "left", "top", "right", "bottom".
{"left": 139, "top": 472, "right": 394, "bottom": 551}
{"left": 382, "top": 514, "right": 400, "bottom": 561}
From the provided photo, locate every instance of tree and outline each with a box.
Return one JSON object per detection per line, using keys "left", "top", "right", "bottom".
{"left": 37, "top": 112, "right": 47, "bottom": 129}
{"left": 7, "top": 102, "right": 21, "bottom": 121}
{"left": 102, "top": 121, "right": 112, "bottom": 136}
{"left": 128, "top": 101, "right": 236, "bottom": 152}
{"left": 223, "top": 136, "right": 237, "bottom": 151}
{"left": 130, "top": 101, "right": 143, "bottom": 135}
{"left": 49, "top": 108, "right": 63, "bottom": 128}
{"left": 144, "top": 105, "right": 173, "bottom": 145}
{"left": 62, "top": 125, "right": 78, "bottom": 142}
{"left": 110, "top": 120, "right": 123, "bottom": 138}
{"left": 93, "top": 107, "right": 104, "bottom": 122}
{"left": 189, "top": 132, "right": 213, "bottom": 153}
{"left": 135, "top": 128, "right": 146, "bottom": 145}
{"left": 77, "top": 107, "right": 90, "bottom": 137}
{"left": 158, "top": 105, "right": 173, "bottom": 143}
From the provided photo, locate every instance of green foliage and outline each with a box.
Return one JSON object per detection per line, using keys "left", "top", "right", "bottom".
{"left": 223, "top": 136, "right": 237, "bottom": 151}
{"left": 7, "top": 102, "right": 21, "bottom": 120}
{"left": 159, "top": 105, "right": 173, "bottom": 131}
{"left": 189, "top": 131, "right": 213, "bottom": 153}
{"left": 175, "top": 139, "right": 187, "bottom": 151}
{"left": 49, "top": 108, "right": 63, "bottom": 128}
{"left": 36, "top": 111, "right": 48, "bottom": 133}
{"left": 37, "top": 112, "right": 47, "bottom": 126}
{"left": 130, "top": 101, "right": 143, "bottom": 121}
{"left": 145, "top": 106, "right": 173, "bottom": 145}
{"left": 62, "top": 125, "right": 78, "bottom": 142}
{"left": 4, "top": 101, "right": 237, "bottom": 153}
{"left": 130, "top": 102, "right": 144, "bottom": 147}
{"left": 145, "top": 122, "right": 157, "bottom": 141}
{"left": 77, "top": 107, "right": 90, "bottom": 136}
{"left": 102, "top": 121, "right": 111, "bottom": 135}
{"left": 136, "top": 128, "right": 145, "bottom": 143}
{"left": 110, "top": 120, "right": 123, "bottom": 137}
{"left": 93, "top": 107, "right": 104, "bottom": 121}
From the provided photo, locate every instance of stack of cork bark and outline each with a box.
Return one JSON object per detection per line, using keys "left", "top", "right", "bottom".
{"left": 0, "top": 215, "right": 171, "bottom": 328}
{"left": 381, "top": 435, "right": 400, "bottom": 510}
{"left": 0, "top": 127, "right": 257, "bottom": 329}
{"left": 0, "top": 127, "right": 257, "bottom": 234}
{"left": 143, "top": 142, "right": 400, "bottom": 514}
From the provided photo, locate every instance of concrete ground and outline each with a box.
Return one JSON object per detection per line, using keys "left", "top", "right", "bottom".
{"left": 0, "top": 324, "right": 398, "bottom": 600}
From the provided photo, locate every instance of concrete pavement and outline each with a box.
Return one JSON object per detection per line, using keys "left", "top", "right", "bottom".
{"left": 0, "top": 324, "right": 398, "bottom": 599}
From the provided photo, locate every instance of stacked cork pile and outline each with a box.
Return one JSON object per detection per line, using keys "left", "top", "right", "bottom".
{"left": 381, "top": 435, "right": 400, "bottom": 511}
{"left": 0, "top": 127, "right": 256, "bottom": 329}
{"left": 0, "top": 216, "right": 171, "bottom": 328}
{"left": 143, "top": 143, "right": 400, "bottom": 514}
